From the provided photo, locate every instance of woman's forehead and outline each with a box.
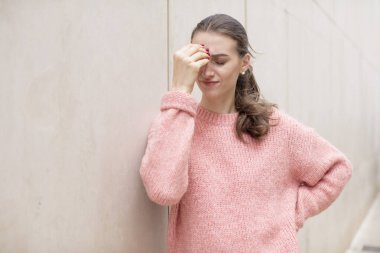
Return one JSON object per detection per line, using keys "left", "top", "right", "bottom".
{"left": 192, "top": 31, "right": 237, "bottom": 53}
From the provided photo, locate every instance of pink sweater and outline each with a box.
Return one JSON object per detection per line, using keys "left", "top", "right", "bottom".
{"left": 139, "top": 90, "right": 353, "bottom": 253}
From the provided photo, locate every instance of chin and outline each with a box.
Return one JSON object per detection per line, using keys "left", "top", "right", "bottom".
{"left": 200, "top": 87, "right": 222, "bottom": 98}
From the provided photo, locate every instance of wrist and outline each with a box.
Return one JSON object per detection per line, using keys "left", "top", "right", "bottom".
{"left": 170, "top": 86, "right": 192, "bottom": 94}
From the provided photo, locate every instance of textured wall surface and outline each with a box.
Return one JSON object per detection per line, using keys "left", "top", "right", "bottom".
{"left": 0, "top": 0, "right": 379, "bottom": 253}
{"left": 0, "top": 1, "right": 168, "bottom": 252}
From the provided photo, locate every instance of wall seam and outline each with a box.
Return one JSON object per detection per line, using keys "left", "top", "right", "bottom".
{"left": 244, "top": 0, "right": 247, "bottom": 30}
{"left": 167, "top": 0, "right": 170, "bottom": 219}
{"left": 284, "top": 8, "right": 289, "bottom": 111}
{"left": 167, "top": 0, "right": 170, "bottom": 92}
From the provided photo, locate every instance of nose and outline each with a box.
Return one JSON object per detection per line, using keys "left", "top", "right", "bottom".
{"left": 200, "top": 63, "right": 214, "bottom": 78}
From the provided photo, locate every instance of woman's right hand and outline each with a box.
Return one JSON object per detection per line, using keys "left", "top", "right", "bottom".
{"left": 170, "top": 43, "right": 210, "bottom": 94}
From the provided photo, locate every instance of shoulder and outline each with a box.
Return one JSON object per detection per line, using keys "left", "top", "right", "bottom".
{"left": 270, "top": 107, "right": 315, "bottom": 135}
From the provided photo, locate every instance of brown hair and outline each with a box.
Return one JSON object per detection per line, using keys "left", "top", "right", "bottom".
{"left": 191, "top": 13, "right": 279, "bottom": 144}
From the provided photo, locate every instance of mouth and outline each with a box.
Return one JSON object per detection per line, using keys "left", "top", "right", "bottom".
{"left": 202, "top": 81, "right": 220, "bottom": 87}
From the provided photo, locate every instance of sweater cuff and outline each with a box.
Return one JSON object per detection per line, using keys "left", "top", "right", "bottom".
{"left": 295, "top": 186, "right": 307, "bottom": 231}
{"left": 160, "top": 90, "right": 198, "bottom": 117}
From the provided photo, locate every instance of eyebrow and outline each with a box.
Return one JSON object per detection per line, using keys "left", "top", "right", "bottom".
{"left": 210, "top": 54, "right": 229, "bottom": 58}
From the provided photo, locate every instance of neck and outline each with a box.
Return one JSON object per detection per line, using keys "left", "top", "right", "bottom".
{"left": 199, "top": 94, "right": 237, "bottom": 114}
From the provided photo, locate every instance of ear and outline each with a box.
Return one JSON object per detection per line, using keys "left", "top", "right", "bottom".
{"left": 240, "top": 53, "right": 251, "bottom": 72}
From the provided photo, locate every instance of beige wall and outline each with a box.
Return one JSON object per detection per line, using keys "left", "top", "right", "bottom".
{"left": 0, "top": 0, "right": 379, "bottom": 253}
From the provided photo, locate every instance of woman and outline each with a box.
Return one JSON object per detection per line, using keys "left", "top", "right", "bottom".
{"left": 139, "top": 13, "right": 352, "bottom": 253}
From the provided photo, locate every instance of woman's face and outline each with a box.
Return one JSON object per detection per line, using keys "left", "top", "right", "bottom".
{"left": 191, "top": 31, "right": 249, "bottom": 100}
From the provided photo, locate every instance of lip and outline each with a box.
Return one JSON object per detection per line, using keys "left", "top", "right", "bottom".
{"left": 202, "top": 81, "right": 220, "bottom": 88}
{"left": 202, "top": 81, "right": 219, "bottom": 84}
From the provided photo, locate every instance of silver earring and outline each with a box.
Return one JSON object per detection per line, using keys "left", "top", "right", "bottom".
{"left": 241, "top": 71, "right": 245, "bottom": 75}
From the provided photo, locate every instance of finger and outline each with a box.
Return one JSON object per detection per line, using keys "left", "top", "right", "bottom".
{"left": 193, "top": 47, "right": 208, "bottom": 55}
{"left": 193, "top": 58, "right": 210, "bottom": 69}
{"left": 182, "top": 43, "right": 205, "bottom": 56}
{"left": 189, "top": 51, "right": 210, "bottom": 62}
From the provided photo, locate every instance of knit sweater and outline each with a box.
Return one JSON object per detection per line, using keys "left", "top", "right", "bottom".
{"left": 139, "top": 90, "right": 353, "bottom": 253}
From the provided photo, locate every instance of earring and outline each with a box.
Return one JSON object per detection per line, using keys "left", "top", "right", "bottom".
{"left": 241, "top": 71, "right": 245, "bottom": 75}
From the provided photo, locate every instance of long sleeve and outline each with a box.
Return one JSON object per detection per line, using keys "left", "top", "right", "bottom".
{"left": 139, "top": 90, "right": 197, "bottom": 206}
{"left": 288, "top": 121, "right": 353, "bottom": 231}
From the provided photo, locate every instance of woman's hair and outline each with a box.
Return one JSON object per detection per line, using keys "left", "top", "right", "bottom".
{"left": 191, "top": 13, "right": 279, "bottom": 144}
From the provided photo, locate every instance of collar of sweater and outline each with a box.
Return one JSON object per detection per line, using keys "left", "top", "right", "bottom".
{"left": 195, "top": 104, "right": 239, "bottom": 126}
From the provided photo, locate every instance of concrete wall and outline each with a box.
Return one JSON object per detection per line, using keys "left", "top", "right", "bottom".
{"left": 0, "top": 0, "right": 379, "bottom": 253}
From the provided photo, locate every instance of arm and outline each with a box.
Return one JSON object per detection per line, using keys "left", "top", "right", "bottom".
{"left": 139, "top": 90, "right": 197, "bottom": 206}
{"left": 289, "top": 121, "right": 353, "bottom": 231}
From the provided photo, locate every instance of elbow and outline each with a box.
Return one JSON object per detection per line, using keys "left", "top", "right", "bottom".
{"left": 139, "top": 168, "right": 188, "bottom": 206}
{"left": 335, "top": 155, "right": 353, "bottom": 186}
{"left": 144, "top": 181, "right": 188, "bottom": 206}
{"left": 344, "top": 158, "right": 353, "bottom": 182}
{"left": 147, "top": 186, "right": 187, "bottom": 206}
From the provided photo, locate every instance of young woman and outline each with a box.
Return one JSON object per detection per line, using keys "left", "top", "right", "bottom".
{"left": 139, "top": 13, "right": 352, "bottom": 253}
